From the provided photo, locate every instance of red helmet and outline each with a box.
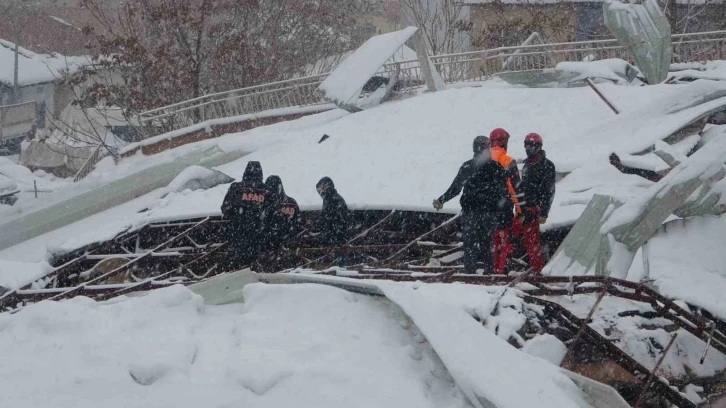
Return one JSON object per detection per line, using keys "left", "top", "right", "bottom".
{"left": 524, "top": 133, "right": 543, "bottom": 146}
{"left": 490, "top": 128, "right": 510, "bottom": 147}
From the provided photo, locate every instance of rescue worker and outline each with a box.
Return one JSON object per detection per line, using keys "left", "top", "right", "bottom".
{"left": 517, "top": 133, "right": 556, "bottom": 273}
{"left": 264, "top": 175, "right": 301, "bottom": 250}
{"left": 220, "top": 161, "right": 273, "bottom": 269}
{"left": 433, "top": 136, "right": 510, "bottom": 275}
{"left": 489, "top": 127, "right": 522, "bottom": 275}
{"left": 314, "top": 177, "right": 350, "bottom": 246}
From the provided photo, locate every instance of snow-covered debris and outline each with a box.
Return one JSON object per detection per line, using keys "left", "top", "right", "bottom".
{"left": 317, "top": 26, "right": 418, "bottom": 108}
{"left": 0, "top": 283, "right": 468, "bottom": 408}
{"left": 0, "top": 81, "right": 707, "bottom": 263}
{"left": 0, "top": 173, "right": 18, "bottom": 193}
{"left": 603, "top": 132, "right": 726, "bottom": 234}
{"left": 669, "top": 60, "right": 726, "bottom": 82}
{"left": 523, "top": 334, "right": 568, "bottom": 366}
{"left": 303, "top": 45, "right": 419, "bottom": 77}
{"left": 683, "top": 384, "right": 705, "bottom": 404}
{"left": 165, "top": 166, "right": 233, "bottom": 195}
{"left": 381, "top": 283, "right": 593, "bottom": 408}
{"left": 0, "top": 260, "right": 52, "bottom": 289}
{"left": 549, "top": 294, "right": 726, "bottom": 379}
{"left": 556, "top": 59, "right": 640, "bottom": 85}
{"left": 555, "top": 80, "right": 726, "bottom": 172}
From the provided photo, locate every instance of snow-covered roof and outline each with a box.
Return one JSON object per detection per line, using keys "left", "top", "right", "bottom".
{"left": 0, "top": 39, "right": 89, "bottom": 87}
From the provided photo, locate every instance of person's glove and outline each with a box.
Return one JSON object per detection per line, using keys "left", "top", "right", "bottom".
{"left": 539, "top": 217, "right": 547, "bottom": 225}
{"left": 433, "top": 199, "right": 443, "bottom": 211}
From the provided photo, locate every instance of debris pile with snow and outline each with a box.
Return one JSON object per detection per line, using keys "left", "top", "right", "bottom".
{"left": 669, "top": 60, "right": 726, "bottom": 83}
{"left": 555, "top": 59, "right": 640, "bottom": 85}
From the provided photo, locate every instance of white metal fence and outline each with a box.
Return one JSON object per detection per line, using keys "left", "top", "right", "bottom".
{"left": 138, "top": 30, "right": 726, "bottom": 138}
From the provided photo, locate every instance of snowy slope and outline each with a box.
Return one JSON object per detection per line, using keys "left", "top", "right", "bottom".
{"left": 0, "top": 283, "right": 469, "bottom": 408}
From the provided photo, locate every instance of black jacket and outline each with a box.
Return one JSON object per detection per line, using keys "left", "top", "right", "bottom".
{"left": 318, "top": 186, "right": 349, "bottom": 246}
{"left": 265, "top": 176, "right": 301, "bottom": 245}
{"left": 438, "top": 153, "right": 511, "bottom": 221}
{"left": 518, "top": 150, "right": 556, "bottom": 218}
{"left": 221, "top": 162, "right": 273, "bottom": 235}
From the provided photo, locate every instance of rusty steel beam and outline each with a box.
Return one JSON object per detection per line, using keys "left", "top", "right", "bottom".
{"left": 1, "top": 281, "right": 185, "bottom": 312}
{"left": 562, "top": 283, "right": 610, "bottom": 366}
{"left": 45, "top": 217, "right": 211, "bottom": 304}
{"left": 634, "top": 333, "right": 679, "bottom": 408}
{"left": 382, "top": 213, "right": 460, "bottom": 265}
{"left": 346, "top": 209, "right": 396, "bottom": 246}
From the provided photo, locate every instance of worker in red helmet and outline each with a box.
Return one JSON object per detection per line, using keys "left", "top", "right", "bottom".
{"left": 517, "top": 133, "right": 556, "bottom": 273}
{"left": 488, "top": 128, "right": 521, "bottom": 274}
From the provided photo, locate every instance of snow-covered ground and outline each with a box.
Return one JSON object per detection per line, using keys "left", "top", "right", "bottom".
{"left": 0, "top": 283, "right": 462, "bottom": 408}
{"left": 1, "top": 279, "right": 608, "bottom": 408}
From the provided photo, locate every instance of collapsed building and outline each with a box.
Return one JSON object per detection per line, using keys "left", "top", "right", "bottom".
{"left": 3, "top": 5, "right": 726, "bottom": 407}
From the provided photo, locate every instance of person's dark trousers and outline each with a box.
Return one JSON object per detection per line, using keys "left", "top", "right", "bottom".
{"left": 462, "top": 211, "right": 497, "bottom": 275}
{"left": 225, "top": 230, "right": 263, "bottom": 271}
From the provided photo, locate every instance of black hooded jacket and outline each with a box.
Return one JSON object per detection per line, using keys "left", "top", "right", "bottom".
{"left": 517, "top": 150, "right": 556, "bottom": 219}
{"left": 315, "top": 177, "right": 349, "bottom": 246}
{"left": 265, "top": 175, "right": 301, "bottom": 245}
{"left": 221, "top": 161, "right": 273, "bottom": 232}
{"left": 438, "top": 153, "right": 511, "bottom": 222}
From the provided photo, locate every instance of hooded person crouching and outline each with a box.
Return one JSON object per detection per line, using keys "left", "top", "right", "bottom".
{"left": 220, "top": 161, "right": 273, "bottom": 268}
{"left": 264, "top": 175, "right": 301, "bottom": 251}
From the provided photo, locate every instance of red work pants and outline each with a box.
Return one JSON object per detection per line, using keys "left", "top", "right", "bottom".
{"left": 521, "top": 209, "right": 545, "bottom": 273}
{"left": 492, "top": 216, "right": 518, "bottom": 275}
{"left": 493, "top": 213, "right": 545, "bottom": 274}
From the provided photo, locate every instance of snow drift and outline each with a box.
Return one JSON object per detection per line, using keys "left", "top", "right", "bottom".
{"left": 0, "top": 283, "right": 469, "bottom": 408}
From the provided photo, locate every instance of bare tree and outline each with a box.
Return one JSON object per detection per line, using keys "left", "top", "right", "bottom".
{"left": 73, "top": 0, "right": 382, "bottom": 124}
{"left": 470, "top": 1, "right": 578, "bottom": 50}
{"left": 399, "top": 0, "right": 472, "bottom": 55}
{"left": 658, "top": 0, "right": 726, "bottom": 34}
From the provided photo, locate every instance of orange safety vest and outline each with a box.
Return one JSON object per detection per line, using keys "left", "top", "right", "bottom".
{"left": 491, "top": 147, "right": 522, "bottom": 214}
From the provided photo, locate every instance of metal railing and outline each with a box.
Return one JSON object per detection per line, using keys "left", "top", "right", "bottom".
{"left": 72, "top": 144, "right": 119, "bottom": 182}
{"left": 137, "top": 30, "right": 726, "bottom": 138}
{"left": 138, "top": 74, "right": 328, "bottom": 137}
{"left": 72, "top": 144, "right": 104, "bottom": 182}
